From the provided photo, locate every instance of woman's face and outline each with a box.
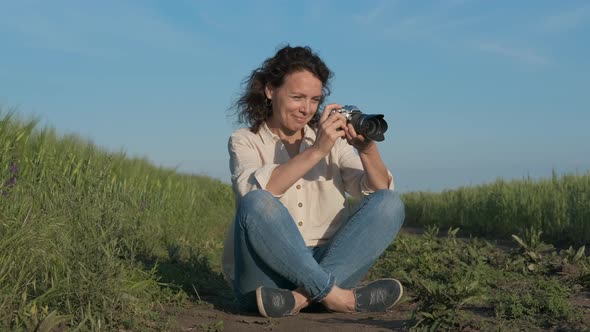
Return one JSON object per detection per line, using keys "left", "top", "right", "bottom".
{"left": 265, "top": 70, "right": 323, "bottom": 137}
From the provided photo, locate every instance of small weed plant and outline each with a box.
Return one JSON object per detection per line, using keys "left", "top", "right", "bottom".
{"left": 368, "top": 226, "right": 589, "bottom": 331}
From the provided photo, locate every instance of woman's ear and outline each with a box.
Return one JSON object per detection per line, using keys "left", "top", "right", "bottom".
{"left": 264, "top": 84, "right": 273, "bottom": 100}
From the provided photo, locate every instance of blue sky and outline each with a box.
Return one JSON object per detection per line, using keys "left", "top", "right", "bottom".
{"left": 1, "top": 0, "right": 589, "bottom": 192}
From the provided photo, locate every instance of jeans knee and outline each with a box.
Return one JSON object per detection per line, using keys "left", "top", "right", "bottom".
{"left": 237, "top": 190, "right": 283, "bottom": 228}
{"left": 369, "top": 190, "right": 405, "bottom": 227}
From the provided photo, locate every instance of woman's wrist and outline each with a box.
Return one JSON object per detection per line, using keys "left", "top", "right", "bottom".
{"left": 307, "top": 144, "right": 329, "bottom": 161}
{"left": 357, "top": 141, "right": 378, "bottom": 156}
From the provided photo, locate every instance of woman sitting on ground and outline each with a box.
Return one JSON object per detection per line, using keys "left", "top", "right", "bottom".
{"left": 222, "top": 45, "right": 406, "bottom": 317}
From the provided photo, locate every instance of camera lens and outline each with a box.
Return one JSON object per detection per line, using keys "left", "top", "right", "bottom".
{"left": 360, "top": 117, "right": 379, "bottom": 135}
{"left": 350, "top": 113, "right": 387, "bottom": 141}
{"left": 342, "top": 106, "right": 388, "bottom": 141}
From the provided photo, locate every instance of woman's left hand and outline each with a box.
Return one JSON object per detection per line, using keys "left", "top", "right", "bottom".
{"left": 344, "top": 124, "right": 375, "bottom": 153}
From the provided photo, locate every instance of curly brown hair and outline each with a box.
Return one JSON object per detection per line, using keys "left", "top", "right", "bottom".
{"left": 230, "top": 45, "right": 333, "bottom": 133}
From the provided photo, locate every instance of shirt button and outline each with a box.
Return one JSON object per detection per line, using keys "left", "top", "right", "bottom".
{"left": 298, "top": 221, "right": 303, "bottom": 227}
{"left": 298, "top": 202, "right": 303, "bottom": 207}
{"left": 296, "top": 184, "right": 301, "bottom": 189}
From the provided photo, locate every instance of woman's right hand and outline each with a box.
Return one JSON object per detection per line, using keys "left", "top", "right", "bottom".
{"left": 313, "top": 103, "right": 348, "bottom": 156}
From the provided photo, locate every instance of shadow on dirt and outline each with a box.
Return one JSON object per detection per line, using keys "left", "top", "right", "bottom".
{"left": 139, "top": 244, "right": 245, "bottom": 314}
{"left": 318, "top": 317, "right": 406, "bottom": 330}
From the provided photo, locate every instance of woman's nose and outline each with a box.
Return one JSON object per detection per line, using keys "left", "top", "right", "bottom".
{"left": 302, "top": 100, "right": 313, "bottom": 114}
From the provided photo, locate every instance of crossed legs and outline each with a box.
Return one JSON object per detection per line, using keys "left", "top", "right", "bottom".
{"left": 233, "top": 189, "right": 405, "bottom": 313}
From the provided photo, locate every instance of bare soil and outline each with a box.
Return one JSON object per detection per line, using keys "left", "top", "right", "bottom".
{"left": 163, "top": 227, "right": 590, "bottom": 331}
{"left": 167, "top": 292, "right": 590, "bottom": 332}
{"left": 170, "top": 301, "right": 414, "bottom": 332}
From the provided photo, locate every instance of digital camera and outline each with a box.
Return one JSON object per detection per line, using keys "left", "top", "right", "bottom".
{"left": 332, "top": 105, "right": 388, "bottom": 141}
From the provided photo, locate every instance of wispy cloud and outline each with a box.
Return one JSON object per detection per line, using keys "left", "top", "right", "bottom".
{"left": 349, "top": 1, "right": 551, "bottom": 66}
{"left": 0, "top": 1, "right": 201, "bottom": 58}
{"left": 542, "top": 4, "right": 590, "bottom": 32}
{"left": 353, "top": 0, "right": 397, "bottom": 25}
{"left": 352, "top": 0, "right": 481, "bottom": 41}
{"left": 383, "top": 14, "right": 481, "bottom": 40}
{"left": 443, "top": 0, "right": 475, "bottom": 6}
{"left": 303, "top": 0, "right": 327, "bottom": 23}
{"left": 477, "top": 42, "right": 549, "bottom": 66}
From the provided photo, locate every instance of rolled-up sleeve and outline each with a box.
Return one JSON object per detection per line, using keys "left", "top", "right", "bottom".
{"left": 228, "top": 132, "right": 282, "bottom": 199}
{"left": 337, "top": 140, "right": 394, "bottom": 198}
{"left": 359, "top": 171, "right": 394, "bottom": 195}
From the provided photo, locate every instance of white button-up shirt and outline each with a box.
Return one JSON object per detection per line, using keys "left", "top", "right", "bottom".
{"left": 222, "top": 122, "right": 394, "bottom": 285}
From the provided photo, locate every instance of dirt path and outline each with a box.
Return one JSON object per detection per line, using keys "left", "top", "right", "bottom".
{"left": 171, "top": 301, "right": 414, "bottom": 332}
{"left": 168, "top": 290, "right": 590, "bottom": 332}
{"left": 169, "top": 228, "right": 423, "bottom": 331}
{"left": 163, "top": 227, "right": 590, "bottom": 331}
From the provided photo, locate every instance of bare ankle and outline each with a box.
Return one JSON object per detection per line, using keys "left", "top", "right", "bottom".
{"left": 321, "top": 286, "right": 355, "bottom": 313}
{"left": 291, "top": 289, "right": 310, "bottom": 314}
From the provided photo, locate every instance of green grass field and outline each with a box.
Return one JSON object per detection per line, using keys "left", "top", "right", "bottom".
{"left": 403, "top": 171, "right": 590, "bottom": 246}
{"left": 1, "top": 110, "right": 589, "bottom": 331}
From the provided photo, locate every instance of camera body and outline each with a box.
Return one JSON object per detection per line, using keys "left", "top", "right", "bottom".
{"left": 332, "top": 105, "right": 388, "bottom": 141}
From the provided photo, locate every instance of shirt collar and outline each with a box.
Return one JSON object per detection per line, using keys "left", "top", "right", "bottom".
{"left": 260, "top": 122, "right": 316, "bottom": 144}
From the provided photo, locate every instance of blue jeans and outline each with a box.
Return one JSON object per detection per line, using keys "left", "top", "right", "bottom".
{"left": 233, "top": 189, "right": 405, "bottom": 310}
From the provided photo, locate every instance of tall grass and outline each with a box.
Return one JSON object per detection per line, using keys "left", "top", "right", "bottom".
{"left": 402, "top": 172, "right": 590, "bottom": 245}
{"left": 0, "top": 110, "right": 234, "bottom": 330}
{"left": 3, "top": 106, "right": 590, "bottom": 329}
